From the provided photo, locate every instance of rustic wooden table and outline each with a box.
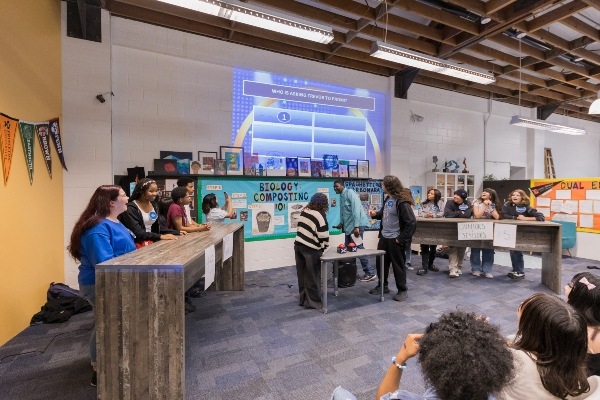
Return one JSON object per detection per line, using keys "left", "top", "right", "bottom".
{"left": 412, "top": 217, "right": 562, "bottom": 293}
{"left": 96, "top": 222, "right": 244, "bottom": 400}
{"left": 320, "top": 248, "right": 386, "bottom": 314}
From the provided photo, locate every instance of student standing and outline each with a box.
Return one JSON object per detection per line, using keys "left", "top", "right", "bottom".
{"left": 368, "top": 175, "right": 416, "bottom": 302}
{"left": 443, "top": 189, "right": 472, "bottom": 278}
{"left": 333, "top": 179, "right": 377, "bottom": 282}
{"left": 202, "top": 192, "right": 234, "bottom": 222}
{"left": 416, "top": 188, "right": 444, "bottom": 276}
{"left": 68, "top": 185, "right": 136, "bottom": 386}
{"left": 294, "top": 193, "right": 330, "bottom": 310}
{"left": 501, "top": 189, "right": 544, "bottom": 280}
{"left": 470, "top": 188, "right": 501, "bottom": 278}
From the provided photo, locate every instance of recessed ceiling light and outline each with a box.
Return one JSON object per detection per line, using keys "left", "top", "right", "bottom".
{"left": 481, "top": 16, "right": 491, "bottom": 24}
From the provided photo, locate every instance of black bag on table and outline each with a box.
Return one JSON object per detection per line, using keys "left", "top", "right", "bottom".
{"left": 338, "top": 259, "right": 357, "bottom": 288}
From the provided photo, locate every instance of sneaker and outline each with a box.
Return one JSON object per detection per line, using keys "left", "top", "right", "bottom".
{"left": 189, "top": 288, "right": 205, "bottom": 298}
{"left": 393, "top": 291, "right": 408, "bottom": 302}
{"left": 185, "top": 297, "right": 196, "bottom": 314}
{"left": 449, "top": 271, "right": 459, "bottom": 278}
{"left": 508, "top": 272, "right": 525, "bottom": 280}
{"left": 91, "top": 370, "right": 97, "bottom": 387}
{"left": 484, "top": 273, "right": 494, "bottom": 279}
{"left": 416, "top": 268, "right": 428, "bottom": 276}
{"left": 471, "top": 271, "right": 482, "bottom": 277}
{"left": 428, "top": 264, "right": 439, "bottom": 272}
{"left": 359, "top": 274, "right": 377, "bottom": 282}
{"left": 369, "top": 285, "right": 390, "bottom": 295}
{"left": 406, "top": 262, "right": 414, "bottom": 271}
{"left": 457, "top": 268, "right": 463, "bottom": 275}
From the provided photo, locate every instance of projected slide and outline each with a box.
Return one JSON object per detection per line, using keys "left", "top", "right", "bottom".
{"left": 231, "top": 69, "right": 386, "bottom": 173}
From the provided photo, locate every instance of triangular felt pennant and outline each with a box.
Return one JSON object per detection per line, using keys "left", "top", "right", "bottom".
{"left": 0, "top": 113, "right": 18, "bottom": 185}
{"left": 48, "top": 118, "right": 67, "bottom": 171}
{"left": 530, "top": 181, "right": 563, "bottom": 197}
{"left": 19, "top": 121, "right": 35, "bottom": 185}
{"left": 35, "top": 123, "right": 52, "bottom": 178}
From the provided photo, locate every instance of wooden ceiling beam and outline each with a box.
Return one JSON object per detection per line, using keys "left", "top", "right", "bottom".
{"left": 486, "top": 0, "right": 517, "bottom": 15}
{"left": 561, "top": 16, "right": 600, "bottom": 41}
{"left": 392, "top": 0, "right": 481, "bottom": 35}
{"left": 523, "top": 0, "right": 588, "bottom": 33}
{"left": 580, "top": 0, "right": 600, "bottom": 13}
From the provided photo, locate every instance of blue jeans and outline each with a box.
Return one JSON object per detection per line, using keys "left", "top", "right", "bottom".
{"left": 510, "top": 250, "right": 524, "bottom": 274}
{"left": 345, "top": 227, "right": 375, "bottom": 276}
{"left": 470, "top": 248, "right": 494, "bottom": 273}
{"left": 79, "top": 284, "right": 96, "bottom": 367}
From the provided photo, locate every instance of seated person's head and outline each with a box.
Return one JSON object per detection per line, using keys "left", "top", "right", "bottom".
{"left": 419, "top": 311, "right": 513, "bottom": 400}
{"left": 566, "top": 272, "right": 600, "bottom": 327}
{"left": 158, "top": 196, "right": 173, "bottom": 217}
{"left": 514, "top": 292, "right": 589, "bottom": 398}
{"left": 171, "top": 187, "right": 189, "bottom": 205}
{"left": 202, "top": 193, "right": 218, "bottom": 215}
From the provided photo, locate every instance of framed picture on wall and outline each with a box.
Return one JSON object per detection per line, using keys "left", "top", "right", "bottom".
{"left": 153, "top": 159, "right": 178, "bottom": 175}
{"left": 298, "top": 157, "right": 311, "bottom": 177}
{"left": 198, "top": 151, "right": 217, "bottom": 175}
{"left": 220, "top": 146, "right": 244, "bottom": 176}
{"left": 286, "top": 157, "right": 298, "bottom": 177}
{"left": 214, "top": 159, "right": 227, "bottom": 176}
{"left": 357, "top": 160, "right": 369, "bottom": 178}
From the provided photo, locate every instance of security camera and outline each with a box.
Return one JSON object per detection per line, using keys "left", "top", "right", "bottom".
{"left": 96, "top": 94, "right": 106, "bottom": 103}
{"left": 410, "top": 110, "right": 424, "bottom": 123}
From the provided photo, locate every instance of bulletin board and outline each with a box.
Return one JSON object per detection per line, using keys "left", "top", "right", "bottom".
{"left": 197, "top": 177, "right": 342, "bottom": 241}
{"left": 343, "top": 179, "right": 383, "bottom": 231}
{"left": 530, "top": 178, "right": 600, "bottom": 233}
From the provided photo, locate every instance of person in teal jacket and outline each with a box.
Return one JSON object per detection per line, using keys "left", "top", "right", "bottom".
{"left": 68, "top": 185, "right": 136, "bottom": 386}
{"left": 333, "top": 179, "right": 377, "bottom": 281}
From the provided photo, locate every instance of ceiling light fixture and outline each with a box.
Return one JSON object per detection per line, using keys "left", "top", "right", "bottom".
{"left": 516, "top": 31, "right": 527, "bottom": 39}
{"left": 156, "top": 0, "right": 335, "bottom": 44}
{"left": 589, "top": 91, "right": 600, "bottom": 115}
{"left": 480, "top": 16, "right": 491, "bottom": 24}
{"left": 510, "top": 115, "right": 586, "bottom": 135}
{"left": 370, "top": 41, "right": 496, "bottom": 84}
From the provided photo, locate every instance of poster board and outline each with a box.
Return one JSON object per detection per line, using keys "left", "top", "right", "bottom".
{"left": 530, "top": 178, "right": 600, "bottom": 233}
{"left": 197, "top": 177, "right": 342, "bottom": 241}
{"left": 343, "top": 179, "right": 383, "bottom": 231}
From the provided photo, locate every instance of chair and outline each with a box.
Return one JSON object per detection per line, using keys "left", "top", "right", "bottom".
{"left": 554, "top": 220, "right": 576, "bottom": 257}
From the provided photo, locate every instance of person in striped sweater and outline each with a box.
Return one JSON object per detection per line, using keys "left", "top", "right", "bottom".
{"left": 294, "top": 192, "right": 330, "bottom": 310}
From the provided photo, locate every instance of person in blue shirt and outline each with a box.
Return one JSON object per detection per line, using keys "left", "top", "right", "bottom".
{"left": 333, "top": 179, "right": 377, "bottom": 282}
{"left": 68, "top": 185, "right": 136, "bottom": 387}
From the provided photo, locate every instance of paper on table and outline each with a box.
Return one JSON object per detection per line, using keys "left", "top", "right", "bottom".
{"left": 223, "top": 232, "right": 233, "bottom": 262}
{"left": 351, "top": 234, "right": 364, "bottom": 247}
{"left": 204, "top": 245, "right": 216, "bottom": 289}
{"left": 493, "top": 223, "right": 517, "bottom": 248}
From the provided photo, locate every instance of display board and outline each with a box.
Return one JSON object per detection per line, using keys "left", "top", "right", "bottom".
{"left": 343, "top": 179, "right": 383, "bottom": 231}
{"left": 198, "top": 177, "right": 342, "bottom": 241}
{"left": 530, "top": 178, "right": 600, "bottom": 233}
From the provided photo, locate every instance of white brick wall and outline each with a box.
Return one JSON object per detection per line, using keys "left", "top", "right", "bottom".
{"left": 61, "top": 13, "right": 600, "bottom": 279}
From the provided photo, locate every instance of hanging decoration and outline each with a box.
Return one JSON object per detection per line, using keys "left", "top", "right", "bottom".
{"left": 19, "top": 121, "right": 36, "bottom": 185}
{"left": 35, "top": 123, "right": 52, "bottom": 178}
{"left": 0, "top": 113, "right": 18, "bottom": 185}
{"left": 49, "top": 118, "right": 67, "bottom": 171}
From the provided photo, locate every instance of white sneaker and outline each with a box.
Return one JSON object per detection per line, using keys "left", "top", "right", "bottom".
{"left": 457, "top": 269, "right": 463, "bottom": 275}
{"left": 484, "top": 273, "right": 494, "bottom": 279}
{"left": 449, "top": 271, "right": 459, "bottom": 278}
{"left": 471, "top": 271, "right": 481, "bottom": 277}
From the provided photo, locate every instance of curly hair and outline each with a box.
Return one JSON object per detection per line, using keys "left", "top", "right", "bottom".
{"left": 307, "top": 192, "right": 328, "bottom": 213}
{"left": 567, "top": 272, "right": 600, "bottom": 327}
{"left": 418, "top": 311, "right": 513, "bottom": 400}
{"left": 509, "top": 189, "right": 530, "bottom": 206}
{"left": 382, "top": 175, "right": 404, "bottom": 198}
{"left": 514, "top": 293, "right": 589, "bottom": 398}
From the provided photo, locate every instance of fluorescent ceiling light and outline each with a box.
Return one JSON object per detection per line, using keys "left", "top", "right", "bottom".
{"left": 510, "top": 115, "right": 586, "bottom": 135}
{"left": 370, "top": 41, "right": 496, "bottom": 85}
{"left": 156, "top": 0, "right": 334, "bottom": 44}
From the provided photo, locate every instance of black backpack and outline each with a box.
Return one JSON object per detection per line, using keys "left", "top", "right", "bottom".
{"left": 47, "top": 282, "right": 83, "bottom": 301}
{"left": 30, "top": 282, "right": 92, "bottom": 325}
{"left": 338, "top": 260, "right": 357, "bottom": 288}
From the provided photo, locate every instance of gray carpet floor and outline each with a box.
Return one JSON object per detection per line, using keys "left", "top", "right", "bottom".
{"left": 1, "top": 252, "right": 598, "bottom": 400}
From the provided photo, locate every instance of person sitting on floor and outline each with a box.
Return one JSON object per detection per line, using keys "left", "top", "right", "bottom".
{"left": 331, "top": 311, "right": 514, "bottom": 400}
{"left": 500, "top": 292, "right": 600, "bottom": 399}
{"left": 566, "top": 272, "right": 600, "bottom": 377}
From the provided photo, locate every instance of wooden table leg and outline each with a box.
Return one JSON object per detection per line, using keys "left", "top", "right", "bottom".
{"left": 541, "top": 225, "right": 562, "bottom": 294}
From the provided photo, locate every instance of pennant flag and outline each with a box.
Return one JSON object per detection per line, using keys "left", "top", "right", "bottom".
{"left": 35, "top": 123, "right": 52, "bottom": 178}
{"left": 49, "top": 118, "right": 67, "bottom": 171}
{"left": 0, "top": 113, "right": 18, "bottom": 185}
{"left": 19, "top": 121, "right": 35, "bottom": 185}
{"left": 529, "top": 180, "right": 563, "bottom": 197}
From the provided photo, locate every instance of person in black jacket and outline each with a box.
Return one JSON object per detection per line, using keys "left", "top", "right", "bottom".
{"left": 119, "top": 178, "right": 183, "bottom": 245}
{"left": 443, "top": 189, "right": 472, "bottom": 278}
{"left": 501, "top": 189, "right": 544, "bottom": 280}
{"left": 368, "top": 175, "right": 416, "bottom": 302}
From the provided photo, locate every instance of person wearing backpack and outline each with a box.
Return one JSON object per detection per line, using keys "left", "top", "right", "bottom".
{"left": 68, "top": 185, "right": 136, "bottom": 387}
